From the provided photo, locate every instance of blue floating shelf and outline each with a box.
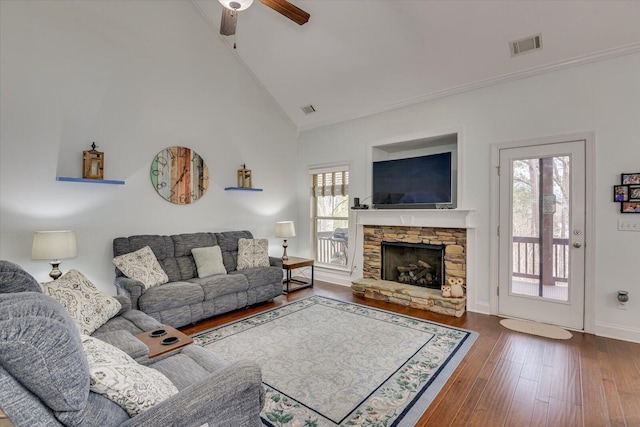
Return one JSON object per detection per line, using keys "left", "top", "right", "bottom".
{"left": 224, "top": 187, "right": 263, "bottom": 192}
{"left": 57, "top": 177, "right": 125, "bottom": 185}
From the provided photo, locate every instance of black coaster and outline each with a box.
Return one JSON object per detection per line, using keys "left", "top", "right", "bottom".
{"left": 160, "top": 336, "right": 180, "bottom": 346}
{"left": 149, "top": 329, "right": 167, "bottom": 338}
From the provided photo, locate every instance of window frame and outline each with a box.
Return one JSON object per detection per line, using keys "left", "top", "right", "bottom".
{"left": 309, "top": 165, "right": 350, "bottom": 270}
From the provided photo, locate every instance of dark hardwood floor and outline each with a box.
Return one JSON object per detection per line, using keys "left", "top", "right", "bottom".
{"left": 180, "top": 280, "right": 640, "bottom": 427}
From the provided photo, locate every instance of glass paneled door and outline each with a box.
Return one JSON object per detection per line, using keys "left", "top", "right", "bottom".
{"left": 498, "top": 140, "right": 585, "bottom": 330}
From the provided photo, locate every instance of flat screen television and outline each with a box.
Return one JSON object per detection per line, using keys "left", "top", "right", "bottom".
{"left": 372, "top": 152, "right": 452, "bottom": 208}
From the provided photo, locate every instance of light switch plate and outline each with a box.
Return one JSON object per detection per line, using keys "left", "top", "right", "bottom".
{"left": 618, "top": 219, "right": 640, "bottom": 232}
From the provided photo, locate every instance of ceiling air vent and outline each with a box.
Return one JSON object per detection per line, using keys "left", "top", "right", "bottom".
{"left": 301, "top": 104, "right": 316, "bottom": 115}
{"left": 510, "top": 34, "right": 542, "bottom": 57}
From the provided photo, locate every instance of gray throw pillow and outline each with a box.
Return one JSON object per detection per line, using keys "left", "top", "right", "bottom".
{"left": 191, "top": 246, "right": 227, "bottom": 278}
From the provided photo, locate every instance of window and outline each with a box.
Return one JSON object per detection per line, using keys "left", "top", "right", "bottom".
{"left": 311, "top": 167, "right": 349, "bottom": 268}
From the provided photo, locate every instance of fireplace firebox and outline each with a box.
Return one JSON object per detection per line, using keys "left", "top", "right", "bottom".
{"left": 381, "top": 241, "right": 445, "bottom": 290}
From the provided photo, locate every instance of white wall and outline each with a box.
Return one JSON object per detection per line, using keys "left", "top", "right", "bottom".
{"left": 2, "top": 1, "right": 638, "bottom": 342}
{"left": 0, "top": 1, "right": 298, "bottom": 292}
{"left": 297, "top": 53, "right": 640, "bottom": 342}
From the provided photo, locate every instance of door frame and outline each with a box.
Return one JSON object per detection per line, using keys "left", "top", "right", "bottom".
{"left": 490, "top": 132, "right": 596, "bottom": 333}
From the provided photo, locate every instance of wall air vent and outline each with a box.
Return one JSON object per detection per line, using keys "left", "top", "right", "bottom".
{"left": 510, "top": 34, "right": 542, "bottom": 57}
{"left": 301, "top": 104, "right": 316, "bottom": 115}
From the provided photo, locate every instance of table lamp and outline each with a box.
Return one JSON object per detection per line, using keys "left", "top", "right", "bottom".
{"left": 31, "top": 230, "right": 77, "bottom": 280}
{"left": 275, "top": 221, "right": 295, "bottom": 260}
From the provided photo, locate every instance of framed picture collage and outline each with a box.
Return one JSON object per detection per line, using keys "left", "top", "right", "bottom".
{"left": 614, "top": 173, "right": 640, "bottom": 213}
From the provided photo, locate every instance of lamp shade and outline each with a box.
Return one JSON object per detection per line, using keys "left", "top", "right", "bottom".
{"left": 32, "top": 231, "right": 77, "bottom": 260}
{"left": 219, "top": 0, "right": 253, "bottom": 11}
{"left": 275, "top": 221, "right": 296, "bottom": 238}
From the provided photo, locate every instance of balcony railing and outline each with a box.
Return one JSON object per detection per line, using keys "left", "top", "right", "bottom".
{"left": 512, "top": 236, "right": 569, "bottom": 283}
{"left": 316, "top": 230, "right": 348, "bottom": 266}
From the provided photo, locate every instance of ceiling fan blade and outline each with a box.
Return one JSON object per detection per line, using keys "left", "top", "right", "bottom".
{"left": 258, "top": 0, "right": 310, "bottom": 25}
{"left": 220, "top": 7, "right": 237, "bottom": 36}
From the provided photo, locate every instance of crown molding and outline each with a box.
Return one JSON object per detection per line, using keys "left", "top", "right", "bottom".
{"left": 299, "top": 42, "right": 640, "bottom": 133}
{"left": 187, "top": 1, "right": 640, "bottom": 136}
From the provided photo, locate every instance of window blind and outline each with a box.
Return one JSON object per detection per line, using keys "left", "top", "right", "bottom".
{"left": 311, "top": 170, "right": 349, "bottom": 197}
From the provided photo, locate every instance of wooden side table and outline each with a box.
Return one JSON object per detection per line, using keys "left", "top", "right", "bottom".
{"left": 0, "top": 409, "right": 13, "bottom": 427}
{"left": 282, "top": 256, "right": 314, "bottom": 294}
{"left": 135, "top": 326, "right": 193, "bottom": 358}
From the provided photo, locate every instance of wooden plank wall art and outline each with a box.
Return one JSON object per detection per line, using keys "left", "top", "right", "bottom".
{"left": 151, "top": 146, "right": 209, "bottom": 205}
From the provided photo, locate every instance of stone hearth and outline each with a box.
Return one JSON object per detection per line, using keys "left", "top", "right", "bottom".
{"left": 352, "top": 278, "right": 466, "bottom": 317}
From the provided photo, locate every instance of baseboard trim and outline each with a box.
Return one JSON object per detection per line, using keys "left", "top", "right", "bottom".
{"left": 468, "top": 301, "right": 491, "bottom": 315}
{"left": 314, "top": 269, "right": 353, "bottom": 287}
{"left": 595, "top": 322, "right": 640, "bottom": 344}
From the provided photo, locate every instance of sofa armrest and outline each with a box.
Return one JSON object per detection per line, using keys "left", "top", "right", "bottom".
{"left": 120, "top": 360, "right": 264, "bottom": 427}
{"left": 114, "top": 277, "right": 145, "bottom": 309}
{"left": 113, "top": 295, "right": 132, "bottom": 316}
{"left": 91, "top": 330, "right": 148, "bottom": 361}
{"left": 269, "top": 257, "right": 283, "bottom": 268}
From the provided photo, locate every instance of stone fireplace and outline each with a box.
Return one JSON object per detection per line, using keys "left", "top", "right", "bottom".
{"left": 352, "top": 209, "right": 475, "bottom": 317}
{"left": 363, "top": 225, "right": 467, "bottom": 287}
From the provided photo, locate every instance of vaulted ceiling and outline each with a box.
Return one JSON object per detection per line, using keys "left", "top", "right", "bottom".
{"left": 193, "top": 0, "right": 640, "bottom": 131}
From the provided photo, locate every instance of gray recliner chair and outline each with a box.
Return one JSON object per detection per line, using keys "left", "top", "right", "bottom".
{"left": 0, "top": 260, "right": 164, "bottom": 364}
{"left": 0, "top": 261, "right": 265, "bottom": 427}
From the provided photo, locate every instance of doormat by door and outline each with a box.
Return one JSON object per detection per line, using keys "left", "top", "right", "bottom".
{"left": 500, "top": 318, "right": 573, "bottom": 340}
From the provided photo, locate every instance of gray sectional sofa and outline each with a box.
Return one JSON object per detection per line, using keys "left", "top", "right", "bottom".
{"left": 0, "top": 260, "right": 265, "bottom": 427}
{"left": 113, "top": 230, "right": 283, "bottom": 328}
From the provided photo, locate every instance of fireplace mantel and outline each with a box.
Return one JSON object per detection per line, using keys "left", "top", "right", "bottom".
{"left": 355, "top": 209, "right": 477, "bottom": 229}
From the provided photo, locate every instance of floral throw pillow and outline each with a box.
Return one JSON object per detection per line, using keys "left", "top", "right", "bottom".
{"left": 81, "top": 335, "right": 178, "bottom": 416}
{"left": 41, "top": 269, "right": 122, "bottom": 335}
{"left": 112, "top": 246, "right": 168, "bottom": 289}
{"left": 236, "top": 238, "right": 270, "bottom": 270}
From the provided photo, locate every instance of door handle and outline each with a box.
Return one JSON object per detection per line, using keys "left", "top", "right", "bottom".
{"left": 573, "top": 242, "right": 582, "bottom": 248}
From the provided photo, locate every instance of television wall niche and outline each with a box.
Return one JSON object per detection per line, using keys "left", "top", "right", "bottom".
{"left": 370, "top": 133, "right": 458, "bottom": 209}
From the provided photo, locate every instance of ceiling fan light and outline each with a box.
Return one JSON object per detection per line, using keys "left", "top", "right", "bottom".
{"left": 219, "top": 0, "right": 253, "bottom": 11}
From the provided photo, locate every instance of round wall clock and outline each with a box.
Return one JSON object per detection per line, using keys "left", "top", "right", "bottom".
{"left": 150, "top": 146, "right": 209, "bottom": 205}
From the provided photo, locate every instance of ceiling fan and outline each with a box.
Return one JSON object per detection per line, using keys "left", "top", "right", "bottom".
{"left": 218, "top": 0, "right": 310, "bottom": 38}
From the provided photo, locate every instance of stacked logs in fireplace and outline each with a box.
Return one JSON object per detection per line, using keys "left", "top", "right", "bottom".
{"left": 397, "top": 260, "right": 436, "bottom": 287}
{"left": 381, "top": 241, "right": 445, "bottom": 290}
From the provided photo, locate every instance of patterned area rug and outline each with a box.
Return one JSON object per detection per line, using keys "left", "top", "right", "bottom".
{"left": 193, "top": 296, "right": 477, "bottom": 426}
